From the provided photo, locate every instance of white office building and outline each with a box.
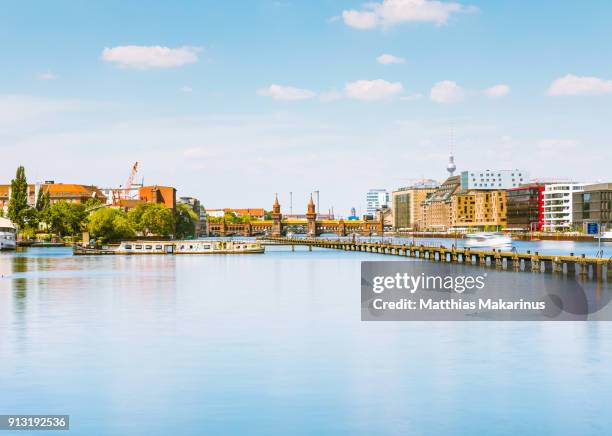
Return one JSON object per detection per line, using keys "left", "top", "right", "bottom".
{"left": 460, "top": 169, "right": 529, "bottom": 190}
{"left": 543, "top": 183, "right": 585, "bottom": 232}
{"left": 366, "top": 189, "right": 389, "bottom": 216}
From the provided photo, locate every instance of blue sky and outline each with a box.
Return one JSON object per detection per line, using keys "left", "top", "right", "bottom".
{"left": 1, "top": 0, "right": 611, "bottom": 215}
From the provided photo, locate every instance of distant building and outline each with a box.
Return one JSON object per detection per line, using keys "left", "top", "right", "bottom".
{"left": 572, "top": 183, "right": 612, "bottom": 233}
{"left": 178, "top": 197, "right": 208, "bottom": 237}
{"left": 366, "top": 189, "right": 389, "bottom": 216}
{"left": 421, "top": 176, "right": 462, "bottom": 231}
{"left": 460, "top": 169, "right": 529, "bottom": 190}
{"left": 506, "top": 185, "right": 545, "bottom": 231}
{"left": 543, "top": 183, "right": 584, "bottom": 232}
{"left": 376, "top": 205, "right": 393, "bottom": 229}
{"left": 138, "top": 185, "right": 176, "bottom": 210}
{"left": 347, "top": 207, "right": 359, "bottom": 220}
{"left": 0, "top": 184, "right": 37, "bottom": 215}
{"left": 451, "top": 190, "right": 507, "bottom": 231}
{"left": 206, "top": 208, "right": 266, "bottom": 220}
{"left": 392, "top": 183, "right": 438, "bottom": 231}
{"left": 42, "top": 183, "right": 107, "bottom": 205}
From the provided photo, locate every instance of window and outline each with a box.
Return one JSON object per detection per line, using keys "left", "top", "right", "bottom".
{"left": 125, "top": 245, "right": 132, "bottom": 249}
{"left": 145, "top": 245, "right": 152, "bottom": 250}
{"left": 155, "top": 245, "right": 163, "bottom": 250}
{"left": 135, "top": 245, "right": 142, "bottom": 250}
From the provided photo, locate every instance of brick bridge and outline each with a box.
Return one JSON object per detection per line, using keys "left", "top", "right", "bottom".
{"left": 207, "top": 195, "right": 384, "bottom": 237}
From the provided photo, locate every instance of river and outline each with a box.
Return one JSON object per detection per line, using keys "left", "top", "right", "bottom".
{"left": 1, "top": 245, "right": 611, "bottom": 435}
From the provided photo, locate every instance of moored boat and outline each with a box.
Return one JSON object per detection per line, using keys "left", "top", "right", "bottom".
{"left": 0, "top": 218, "right": 17, "bottom": 251}
{"left": 74, "top": 239, "right": 265, "bottom": 255}
{"left": 464, "top": 232, "right": 512, "bottom": 248}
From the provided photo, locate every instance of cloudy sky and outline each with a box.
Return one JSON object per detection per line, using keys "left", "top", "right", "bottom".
{"left": 1, "top": 0, "right": 611, "bottom": 216}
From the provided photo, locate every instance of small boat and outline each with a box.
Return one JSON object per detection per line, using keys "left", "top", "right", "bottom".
{"left": 464, "top": 232, "right": 512, "bottom": 248}
{"left": 597, "top": 231, "right": 612, "bottom": 242}
{"left": 75, "top": 240, "right": 265, "bottom": 255}
{"left": 0, "top": 218, "right": 17, "bottom": 251}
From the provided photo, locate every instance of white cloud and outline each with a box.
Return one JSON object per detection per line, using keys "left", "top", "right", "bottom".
{"left": 257, "top": 84, "right": 316, "bottom": 101}
{"left": 430, "top": 80, "right": 464, "bottom": 103}
{"left": 345, "top": 79, "right": 403, "bottom": 100}
{"left": 342, "top": 0, "right": 466, "bottom": 30}
{"left": 376, "top": 54, "right": 406, "bottom": 65}
{"left": 37, "top": 71, "right": 57, "bottom": 81}
{"left": 485, "top": 84, "right": 510, "bottom": 97}
{"left": 180, "top": 86, "right": 193, "bottom": 93}
{"left": 548, "top": 74, "right": 612, "bottom": 96}
{"left": 101, "top": 45, "right": 201, "bottom": 69}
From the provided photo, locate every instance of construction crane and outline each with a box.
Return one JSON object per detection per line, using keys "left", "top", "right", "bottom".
{"left": 113, "top": 162, "right": 139, "bottom": 206}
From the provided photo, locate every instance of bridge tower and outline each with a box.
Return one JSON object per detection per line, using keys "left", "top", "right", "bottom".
{"left": 271, "top": 193, "right": 282, "bottom": 236}
{"left": 306, "top": 195, "right": 317, "bottom": 237}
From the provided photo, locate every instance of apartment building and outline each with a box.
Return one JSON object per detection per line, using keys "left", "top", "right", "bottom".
{"left": 542, "top": 183, "right": 584, "bottom": 232}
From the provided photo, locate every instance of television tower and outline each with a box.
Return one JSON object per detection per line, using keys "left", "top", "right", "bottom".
{"left": 446, "top": 128, "right": 457, "bottom": 176}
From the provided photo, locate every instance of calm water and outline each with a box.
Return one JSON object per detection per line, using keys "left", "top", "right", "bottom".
{"left": 1, "top": 246, "right": 612, "bottom": 435}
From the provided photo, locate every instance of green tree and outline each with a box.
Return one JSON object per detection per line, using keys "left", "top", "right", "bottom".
{"left": 8, "top": 166, "right": 30, "bottom": 228}
{"left": 88, "top": 208, "right": 135, "bottom": 242}
{"left": 128, "top": 203, "right": 174, "bottom": 237}
{"left": 46, "top": 201, "right": 87, "bottom": 237}
{"left": 175, "top": 203, "right": 198, "bottom": 239}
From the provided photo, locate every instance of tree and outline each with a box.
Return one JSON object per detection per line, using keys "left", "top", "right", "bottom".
{"left": 88, "top": 208, "right": 135, "bottom": 242}
{"left": 35, "top": 188, "right": 50, "bottom": 211}
{"left": 46, "top": 201, "right": 87, "bottom": 237}
{"left": 128, "top": 203, "right": 174, "bottom": 237}
{"left": 8, "top": 166, "right": 30, "bottom": 228}
{"left": 175, "top": 203, "right": 198, "bottom": 239}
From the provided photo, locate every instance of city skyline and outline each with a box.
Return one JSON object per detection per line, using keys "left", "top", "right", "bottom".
{"left": 1, "top": 1, "right": 612, "bottom": 214}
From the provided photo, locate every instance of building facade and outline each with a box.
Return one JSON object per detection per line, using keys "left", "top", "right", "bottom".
{"left": 543, "top": 183, "right": 584, "bottom": 232}
{"left": 0, "top": 184, "right": 37, "bottom": 215}
{"left": 421, "top": 176, "right": 461, "bottom": 231}
{"left": 451, "top": 190, "right": 507, "bottom": 230}
{"left": 506, "top": 185, "right": 545, "bottom": 231}
{"left": 392, "top": 185, "right": 437, "bottom": 231}
{"left": 138, "top": 186, "right": 176, "bottom": 210}
{"left": 572, "top": 183, "right": 612, "bottom": 233}
{"left": 42, "top": 183, "right": 107, "bottom": 204}
{"left": 366, "top": 189, "right": 389, "bottom": 216}
{"left": 460, "top": 169, "right": 529, "bottom": 190}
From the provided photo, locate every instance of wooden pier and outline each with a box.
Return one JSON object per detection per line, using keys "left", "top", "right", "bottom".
{"left": 261, "top": 237, "right": 612, "bottom": 282}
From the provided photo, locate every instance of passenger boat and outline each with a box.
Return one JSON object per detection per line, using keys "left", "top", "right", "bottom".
{"left": 464, "top": 232, "right": 512, "bottom": 248}
{"left": 0, "top": 218, "right": 17, "bottom": 250}
{"left": 75, "top": 239, "right": 265, "bottom": 255}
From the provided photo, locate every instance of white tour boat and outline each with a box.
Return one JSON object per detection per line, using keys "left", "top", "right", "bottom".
{"left": 113, "top": 239, "right": 264, "bottom": 255}
{"left": 0, "top": 217, "right": 17, "bottom": 250}
{"left": 464, "top": 232, "right": 512, "bottom": 248}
